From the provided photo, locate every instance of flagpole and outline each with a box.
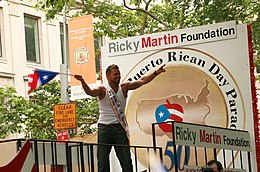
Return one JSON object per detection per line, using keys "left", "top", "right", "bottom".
{"left": 63, "top": 4, "right": 68, "bottom": 67}
{"left": 60, "top": 73, "right": 75, "bottom": 77}
{"left": 59, "top": 4, "right": 72, "bottom": 144}
{"left": 60, "top": 4, "right": 70, "bottom": 104}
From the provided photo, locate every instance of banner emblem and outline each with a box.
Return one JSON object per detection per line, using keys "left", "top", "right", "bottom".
{"left": 74, "top": 47, "right": 89, "bottom": 64}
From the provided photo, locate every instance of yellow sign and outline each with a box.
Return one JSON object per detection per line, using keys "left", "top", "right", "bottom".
{"left": 54, "top": 103, "right": 76, "bottom": 130}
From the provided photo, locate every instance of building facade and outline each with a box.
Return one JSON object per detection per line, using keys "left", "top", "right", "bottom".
{"left": 0, "top": 0, "right": 69, "bottom": 97}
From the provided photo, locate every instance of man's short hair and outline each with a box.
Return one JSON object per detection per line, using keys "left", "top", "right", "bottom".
{"left": 207, "top": 160, "right": 223, "bottom": 171}
{"left": 106, "top": 64, "right": 119, "bottom": 75}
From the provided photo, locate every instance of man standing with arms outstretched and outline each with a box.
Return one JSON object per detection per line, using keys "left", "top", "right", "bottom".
{"left": 74, "top": 64, "right": 166, "bottom": 172}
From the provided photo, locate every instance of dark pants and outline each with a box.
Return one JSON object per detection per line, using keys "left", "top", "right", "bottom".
{"left": 97, "top": 123, "right": 133, "bottom": 172}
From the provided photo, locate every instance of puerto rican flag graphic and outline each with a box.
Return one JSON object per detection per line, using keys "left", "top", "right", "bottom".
{"left": 155, "top": 99, "right": 184, "bottom": 133}
{"left": 28, "top": 69, "right": 59, "bottom": 94}
{"left": 0, "top": 140, "right": 36, "bottom": 172}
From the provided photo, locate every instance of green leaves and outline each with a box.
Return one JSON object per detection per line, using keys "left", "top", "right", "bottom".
{"left": 0, "top": 86, "right": 26, "bottom": 138}
{"left": 76, "top": 97, "right": 99, "bottom": 135}
{"left": 0, "top": 81, "right": 99, "bottom": 139}
{"left": 34, "top": 0, "right": 260, "bottom": 53}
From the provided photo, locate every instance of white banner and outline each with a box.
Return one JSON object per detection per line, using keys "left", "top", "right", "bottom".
{"left": 174, "top": 122, "right": 251, "bottom": 151}
{"left": 101, "top": 21, "right": 256, "bottom": 171}
{"left": 107, "top": 21, "right": 236, "bottom": 56}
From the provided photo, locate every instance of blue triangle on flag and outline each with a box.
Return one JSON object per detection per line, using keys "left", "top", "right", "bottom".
{"left": 36, "top": 69, "right": 59, "bottom": 85}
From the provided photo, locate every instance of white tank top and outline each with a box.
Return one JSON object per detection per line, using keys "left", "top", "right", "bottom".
{"left": 97, "top": 86, "right": 126, "bottom": 124}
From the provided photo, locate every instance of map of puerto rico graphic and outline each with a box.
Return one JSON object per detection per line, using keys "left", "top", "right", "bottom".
{"left": 136, "top": 79, "right": 210, "bottom": 136}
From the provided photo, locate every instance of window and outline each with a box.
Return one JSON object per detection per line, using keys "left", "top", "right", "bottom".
{"left": 24, "top": 15, "right": 40, "bottom": 63}
{"left": 60, "top": 24, "right": 69, "bottom": 66}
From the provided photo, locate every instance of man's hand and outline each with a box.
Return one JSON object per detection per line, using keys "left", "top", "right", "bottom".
{"left": 74, "top": 74, "right": 104, "bottom": 98}
{"left": 74, "top": 74, "right": 84, "bottom": 81}
{"left": 154, "top": 64, "right": 166, "bottom": 75}
{"left": 123, "top": 64, "right": 167, "bottom": 94}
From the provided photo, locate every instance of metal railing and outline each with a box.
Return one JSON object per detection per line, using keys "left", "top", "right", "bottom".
{"left": 0, "top": 138, "right": 162, "bottom": 172}
{"left": 69, "top": 143, "right": 163, "bottom": 172}
{"left": 151, "top": 121, "right": 253, "bottom": 172}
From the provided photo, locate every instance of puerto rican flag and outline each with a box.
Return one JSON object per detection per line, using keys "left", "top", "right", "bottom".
{"left": 28, "top": 69, "right": 59, "bottom": 94}
{"left": 155, "top": 100, "right": 184, "bottom": 133}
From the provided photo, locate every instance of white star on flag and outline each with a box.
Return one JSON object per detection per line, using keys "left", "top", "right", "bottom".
{"left": 159, "top": 112, "right": 164, "bottom": 118}
{"left": 42, "top": 75, "right": 48, "bottom": 80}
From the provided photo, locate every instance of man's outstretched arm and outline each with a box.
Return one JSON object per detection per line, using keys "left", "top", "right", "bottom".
{"left": 74, "top": 75, "right": 104, "bottom": 98}
{"left": 124, "top": 64, "right": 166, "bottom": 91}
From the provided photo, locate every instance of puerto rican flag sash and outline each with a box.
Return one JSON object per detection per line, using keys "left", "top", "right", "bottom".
{"left": 106, "top": 85, "right": 130, "bottom": 139}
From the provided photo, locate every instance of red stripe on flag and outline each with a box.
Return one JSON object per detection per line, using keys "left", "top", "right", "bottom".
{"left": 170, "top": 104, "right": 184, "bottom": 114}
{"left": 28, "top": 71, "right": 39, "bottom": 94}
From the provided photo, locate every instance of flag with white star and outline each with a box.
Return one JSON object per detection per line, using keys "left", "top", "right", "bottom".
{"left": 155, "top": 100, "right": 184, "bottom": 133}
{"left": 28, "top": 69, "right": 59, "bottom": 94}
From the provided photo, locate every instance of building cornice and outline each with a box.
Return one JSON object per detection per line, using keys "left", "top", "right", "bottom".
{"left": 0, "top": 71, "right": 15, "bottom": 77}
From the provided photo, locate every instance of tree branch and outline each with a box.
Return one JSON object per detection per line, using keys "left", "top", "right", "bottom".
{"left": 123, "top": 0, "right": 169, "bottom": 30}
{"left": 140, "top": 0, "right": 152, "bottom": 35}
{"left": 98, "top": 13, "right": 128, "bottom": 37}
{"left": 179, "top": 0, "right": 189, "bottom": 29}
{"left": 234, "top": 1, "right": 256, "bottom": 22}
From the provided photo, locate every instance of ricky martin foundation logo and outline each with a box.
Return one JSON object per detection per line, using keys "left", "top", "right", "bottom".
{"left": 125, "top": 47, "right": 245, "bottom": 171}
{"left": 74, "top": 47, "right": 89, "bottom": 64}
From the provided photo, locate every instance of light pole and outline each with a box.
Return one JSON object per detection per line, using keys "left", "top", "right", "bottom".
{"left": 60, "top": 4, "right": 69, "bottom": 104}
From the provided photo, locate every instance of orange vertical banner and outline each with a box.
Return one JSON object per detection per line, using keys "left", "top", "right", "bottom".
{"left": 68, "top": 15, "right": 96, "bottom": 100}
